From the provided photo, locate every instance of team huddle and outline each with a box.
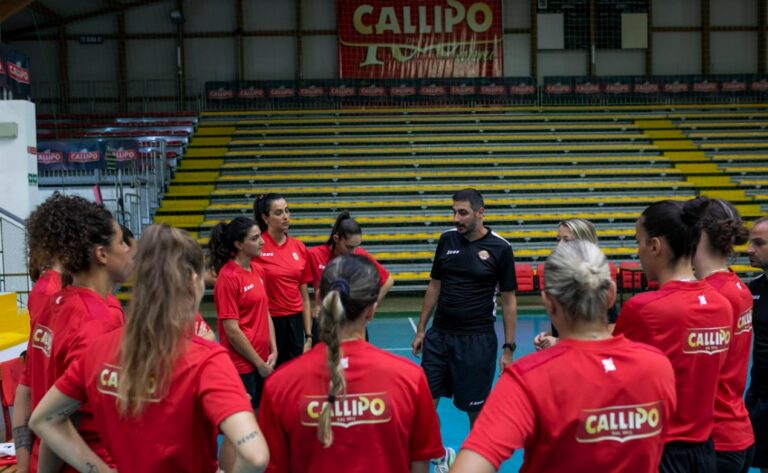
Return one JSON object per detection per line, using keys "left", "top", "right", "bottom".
{"left": 8, "top": 187, "right": 768, "bottom": 473}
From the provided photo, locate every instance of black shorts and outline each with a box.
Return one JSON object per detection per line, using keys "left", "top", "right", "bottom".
{"left": 239, "top": 371, "right": 264, "bottom": 411}
{"left": 746, "top": 390, "right": 768, "bottom": 468}
{"left": 716, "top": 446, "right": 754, "bottom": 473}
{"left": 421, "top": 326, "right": 497, "bottom": 412}
{"left": 659, "top": 439, "right": 717, "bottom": 473}
{"left": 272, "top": 312, "right": 305, "bottom": 367}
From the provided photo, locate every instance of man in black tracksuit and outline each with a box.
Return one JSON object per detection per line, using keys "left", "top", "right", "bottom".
{"left": 412, "top": 188, "right": 518, "bottom": 429}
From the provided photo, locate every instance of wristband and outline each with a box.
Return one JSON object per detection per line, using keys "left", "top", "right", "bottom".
{"left": 502, "top": 342, "right": 517, "bottom": 353}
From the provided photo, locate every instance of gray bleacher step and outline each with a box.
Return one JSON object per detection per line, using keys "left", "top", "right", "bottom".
{"left": 217, "top": 161, "right": 675, "bottom": 177}
{"left": 207, "top": 189, "right": 696, "bottom": 205}
{"left": 227, "top": 123, "right": 639, "bottom": 136}
{"left": 210, "top": 176, "right": 692, "bottom": 192}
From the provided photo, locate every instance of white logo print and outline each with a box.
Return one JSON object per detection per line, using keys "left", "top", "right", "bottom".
{"left": 602, "top": 358, "right": 616, "bottom": 373}
{"left": 293, "top": 252, "right": 299, "bottom": 261}
{"left": 698, "top": 295, "right": 707, "bottom": 306}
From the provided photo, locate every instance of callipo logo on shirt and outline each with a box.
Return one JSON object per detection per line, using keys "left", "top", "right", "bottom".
{"left": 97, "top": 363, "right": 161, "bottom": 402}
{"left": 683, "top": 326, "right": 731, "bottom": 354}
{"left": 576, "top": 401, "right": 664, "bottom": 443}
{"left": 735, "top": 310, "right": 753, "bottom": 335}
{"left": 301, "top": 392, "right": 392, "bottom": 428}
{"left": 32, "top": 324, "right": 53, "bottom": 357}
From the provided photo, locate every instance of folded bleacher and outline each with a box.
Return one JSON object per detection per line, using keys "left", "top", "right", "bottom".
{"left": 36, "top": 112, "right": 198, "bottom": 166}
{"left": 152, "top": 104, "right": 766, "bottom": 293}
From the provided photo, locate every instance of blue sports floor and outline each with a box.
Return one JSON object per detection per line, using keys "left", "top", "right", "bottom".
{"left": 367, "top": 314, "right": 762, "bottom": 473}
{"left": 368, "top": 315, "right": 547, "bottom": 472}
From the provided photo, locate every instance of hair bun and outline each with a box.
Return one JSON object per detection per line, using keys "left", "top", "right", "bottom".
{"left": 573, "top": 260, "right": 601, "bottom": 289}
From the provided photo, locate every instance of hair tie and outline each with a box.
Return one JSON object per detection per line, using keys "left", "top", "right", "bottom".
{"left": 327, "top": 394, "right": 336, "bottom": 403}
{"left": 717, "top": 199, "right": 735, "bottom": 219}
{"left": 330, "top": 278, "right": 350, "bottom": 298}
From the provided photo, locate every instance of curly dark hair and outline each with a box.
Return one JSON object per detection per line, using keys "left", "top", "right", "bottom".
{"left": 27, "top": 192, "right": 116, "bottom": 279}
{"left": 683, "top": 196, "right": 749, "bottom": 257}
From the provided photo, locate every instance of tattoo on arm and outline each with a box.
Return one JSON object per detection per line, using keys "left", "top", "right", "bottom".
{"left": 85, "top": 461, "right": 99, "bottom": 473}
{"left": 12, "top": 419, "right": 33, "bottom": 450}
{"left": 44, "top": 402, "right": 81, "bottom": 422}
{"left": 56, "top": 403, "right": 82, "bottom": 418}
{"left": 236, "top": 431, "right": 259, "bottom": 446}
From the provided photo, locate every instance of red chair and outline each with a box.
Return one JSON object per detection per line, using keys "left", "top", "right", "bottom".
{"left": 537, "top": 263, "right": 546, "bottom": 291}
{"left": 608, "top": 262, "right": 618, "bottom": 286}
{"left": 620, "top": 261, "right": 643, "bottom": 291}
{"left": 0, "top": 357, "right": 23, "bottom": 441}
{"left": 515, "top": 264, "right": 535, "bottom": 293}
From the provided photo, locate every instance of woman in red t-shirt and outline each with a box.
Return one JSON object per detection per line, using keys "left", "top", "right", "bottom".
{"left": 209, "top": 216, "right": 277, "bottom": 410}
{"left": 453, "top": 240, "right": 677, "bottom": 473}
{"left": 307, "top": 211, "right": 394, "bottom": 341}
{"left": 687, "top": 197, "right": 754, "bottom": 473}
{"left": 30, "top": 224, "right": 269, "bottom": 473}
{"left": 13, "top": 192, "right": 70, "bottom": 471}
{"left": 254, "top": 193, "right": 312, "bottom": 366}
{"left": 22, "top": 195, "right": 131, "bottom": 473}
{"left": 308, "top": 211, "right": 394, "bottom": 307}
{"left": 614, "top": 200, "right": 734, "bottom": 473}
{"left": 258, "top": 254, "right": 443, "bottom": 472}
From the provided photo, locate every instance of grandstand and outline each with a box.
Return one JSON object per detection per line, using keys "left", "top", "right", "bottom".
{"left": 150, "top": 104, "right": 768, "bottom": 293}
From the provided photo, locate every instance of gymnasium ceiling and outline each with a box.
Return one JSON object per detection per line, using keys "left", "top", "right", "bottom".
{"left": 1, "top": 0, "right": 170, "bottom": 40}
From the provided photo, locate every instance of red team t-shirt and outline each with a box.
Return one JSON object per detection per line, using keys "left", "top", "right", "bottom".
{"left": 19, "top": 269, "right": 61, "bottom": 387}
{"left": 614, "top": 280, "right": 733, "bottom": 443}
{"left": 705, "top": 271, "right": 755, "bottom": 451}
{"left": 462, "top": 336, "right": 677, "bottom": 473}
{"left": 55, "top": 329, "right": 253, "bottom": 473}
{"left": 194, "top": 312, "right": 213, "bottom": 339}
{"left": 28, "top": 269, "right": 61, "bottom": 326}
{"left": 28, "top": 285, "right": 124, "bottom": 471}
{"left": 214, "top": 259, "right": 271, "bottom": 373}
{"left": 256, "top": 232, "right": 312, "bottom": 316}
{"left": 258, "top": 340, "right": 443, "bottom": 473}
{"left": 306, "top": 245, "right": 390, "bottom": 292}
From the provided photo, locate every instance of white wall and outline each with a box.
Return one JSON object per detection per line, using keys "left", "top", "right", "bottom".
{"left": 5, "top": 0, "right": 766, "bottom": 98}
{"left": 0, "top": 101, "right": 37, "bottom": 220}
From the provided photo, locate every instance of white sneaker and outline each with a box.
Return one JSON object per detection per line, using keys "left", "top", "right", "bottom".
{"left": 432, "top": 446, "right": 456, "bottom": 473}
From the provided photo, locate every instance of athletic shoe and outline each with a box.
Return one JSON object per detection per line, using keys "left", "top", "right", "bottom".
{"left": 432, "top": 446, "right": 456, "bottom": 473}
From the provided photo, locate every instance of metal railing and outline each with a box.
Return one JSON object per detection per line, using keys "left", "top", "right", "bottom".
{"left": 0, "top": 207, "right": 30, "bottom": 308}
{"left": 38, "top": 144, "right": 168, "bottom": 237}
{"left": 31, "top": 79, "right": 204, "bottom": 114}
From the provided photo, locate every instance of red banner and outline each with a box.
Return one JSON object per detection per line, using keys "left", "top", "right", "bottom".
{"left": 337, "top": 0, "right": 503, "bottom": 78}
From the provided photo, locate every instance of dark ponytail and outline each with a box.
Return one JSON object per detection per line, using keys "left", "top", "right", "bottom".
{"left": 316, "top": 255, "right": 380, "bottom": 447}
{"left": 641, "top": 200, "right": 701, "bottom": 265}
{"left": 683, "top": 196, "right": 749, "bottom": 257}
{"left": 327, "top": 211, "right": 362, "bottom": 248}
{"left": 208, "top": 216, "right": 256, "bottom": 273}
{"left": 253, "top": 193, "right": 285, "bottom": 232}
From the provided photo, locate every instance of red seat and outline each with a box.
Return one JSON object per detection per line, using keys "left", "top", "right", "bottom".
{"left": 537, "top": 263, "right": 545, "bottom": 290}
{"left": 515, "top": 264, "right": 535, "bottom": 292}
{"left": 620, "top": 261, "right": 643, "bottom": 290}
